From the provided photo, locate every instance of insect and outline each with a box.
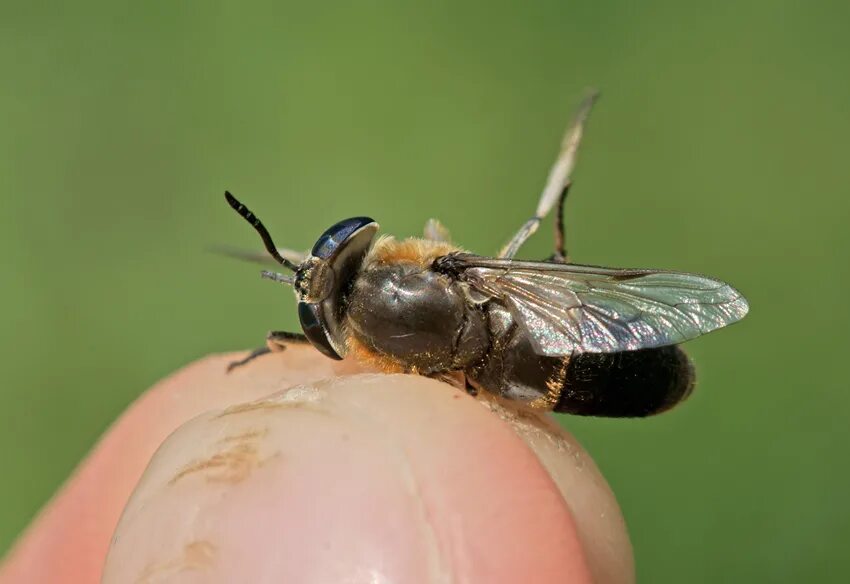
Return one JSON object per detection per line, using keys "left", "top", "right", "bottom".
{"left": 223, "top": 93, "right": 748, "bottom": 417}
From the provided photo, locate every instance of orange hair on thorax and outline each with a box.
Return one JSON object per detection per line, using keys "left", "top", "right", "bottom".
{"left": 345, "top": 335, "right": 410, "bottom": 373}
{"left": 366, "top": 236, "right": 461, "bottom": 268}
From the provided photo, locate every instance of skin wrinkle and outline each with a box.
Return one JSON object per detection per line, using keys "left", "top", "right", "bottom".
{"left": 169, "top": 404, "right": 308, "bottom": 488}
{"left": 479, "top": 397, "right": 628, "bottom": 584}
{"left": 215, "top": 397, "right": 324, "bottom": 418}
{"left": 3, "top": 351, "right": 629, "bottom": 583}
{"left": 135, "top": 540, "right": 217, "bottom": 583}
{"left": 169, "top": 436, "right": 265, "bottom": 486}
{"left": 261, "top": 376, "right": 454, "bottom": 581}
{"left": 132, "top": 395, "right": 331, "bottom": 579}
{"left": 318, "top": 374, "right": 593, "bottom": 583}
{"left": 217, "top": 428, "right": 269, "bottom": 444}
{"left": 327, "top": 384, "right": 450, "bottom": 584}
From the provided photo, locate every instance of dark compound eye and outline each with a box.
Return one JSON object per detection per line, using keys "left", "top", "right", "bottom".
{"left": 299, "top": 216, "right": 379, "bottom": 360}
{"left": 311, "top": 217, "right": 376, "bottom": 259}
{"left": 298, "top": 302, "right": 343, "bottom": 360}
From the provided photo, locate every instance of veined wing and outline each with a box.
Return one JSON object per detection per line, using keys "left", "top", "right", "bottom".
{"left": 443, "top": 254, "right": 749, "bottom": 356}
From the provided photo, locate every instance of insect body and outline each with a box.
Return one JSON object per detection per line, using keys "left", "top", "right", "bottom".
{"left": 224, "top": 94, "right": 748, "bottom": 417}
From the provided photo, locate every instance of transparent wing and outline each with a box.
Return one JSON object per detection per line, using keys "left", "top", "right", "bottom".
{"left": 423, "top": 218, "right": 452, "bottom": 243}
{"left": 448, "top": 254, "right": 748, "bottom": 356}
{"left": 209, "top": 244, "right": 307, "bottom": 267}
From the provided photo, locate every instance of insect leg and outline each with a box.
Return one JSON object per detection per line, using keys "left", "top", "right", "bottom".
{"left": 226, "top": 346, "right": 271, "bottom": 372}
{"left": 428, "top": 370, "right": 467, "bottom": 391}
{"left": 265, "top": 330, "right": 309, "bottom": 350}
{"left": 551, "top": 184, "right": 571, "bottom": 262}
{"left": 226, "top": 330, "right": 309, "bottom": 372}
{"left": 498, "top": 91, "right": 598, "bottom": 259}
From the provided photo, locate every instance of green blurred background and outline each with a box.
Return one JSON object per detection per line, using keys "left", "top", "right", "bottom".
{"left": 2, "top": 1, "right": 848, "bottom": 581}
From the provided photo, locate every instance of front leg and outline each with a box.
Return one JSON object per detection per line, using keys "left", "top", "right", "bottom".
{"left": 226, "top": 330, "right": 309, "bottom": 372}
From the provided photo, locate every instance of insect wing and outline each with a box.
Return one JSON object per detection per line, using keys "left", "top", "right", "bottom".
{"left": 210, "top": 245, "right": 308, "bottom": 267}
{"left": 454, "top": 256, "right": 748, "bottom": 356}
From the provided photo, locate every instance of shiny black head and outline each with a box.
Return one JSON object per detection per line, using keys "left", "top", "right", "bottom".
{"left": 294, "top": 217, "right": 378, "bottom": 359}
{"left": 225, "top": 192, "right": 378, "bottom": 360}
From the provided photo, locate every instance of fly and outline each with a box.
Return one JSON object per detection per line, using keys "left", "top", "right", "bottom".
{"left": 222, "top": 92, "right": 748, "bottom": 417}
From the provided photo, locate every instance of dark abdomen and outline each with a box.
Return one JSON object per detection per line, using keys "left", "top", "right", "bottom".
{"left": 554, "top": 346, "right": 694, "bottom": 417}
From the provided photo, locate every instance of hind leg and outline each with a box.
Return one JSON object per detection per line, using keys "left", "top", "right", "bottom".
{"left": 549, "top": 184, "right": 571, "bottom": 262}
{"left": 499, "top": 91, "right": 598, "bottom": 259}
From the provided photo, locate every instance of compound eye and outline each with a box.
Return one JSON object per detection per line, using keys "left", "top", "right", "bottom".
{"left": 300, "top": 216, "right": 378, "bottom": 360}
{"left": 298, "top": 302, "right": 343, "bottom": 360}
{"left": 311, "top": 217, "right": 376, "bottom": 259}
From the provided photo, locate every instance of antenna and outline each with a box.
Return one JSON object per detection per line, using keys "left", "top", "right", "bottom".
{"left": 261, "top": 270, "right": 295, "bottom": 285}
{"left": 224, "top": 191, "right": 299, "bottom": 271}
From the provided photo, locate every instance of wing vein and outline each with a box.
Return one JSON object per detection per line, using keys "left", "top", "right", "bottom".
{"left": 451, "top": 257, "right": 748, "bottom": 356}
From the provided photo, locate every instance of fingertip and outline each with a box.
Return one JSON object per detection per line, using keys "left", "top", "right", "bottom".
{"left": 0, "top": 347, "right": 362, "bottom": 583}
{"left": 3, "top": 349, "right": 632, "bottom": 584}
{"left": 104, "top": 374, "right": 600, "bottom": 583}
{"left": 482, "top": 401, "right": 634, "bottom": 584}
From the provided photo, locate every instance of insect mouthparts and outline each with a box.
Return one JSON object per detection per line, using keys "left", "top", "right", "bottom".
{"left": 261, "top": 270, "right": 295, "bottom": 285}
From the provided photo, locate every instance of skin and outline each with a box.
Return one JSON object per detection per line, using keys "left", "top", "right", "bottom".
{"left": 0, "top": 346, "right": 634, "bottom": 583}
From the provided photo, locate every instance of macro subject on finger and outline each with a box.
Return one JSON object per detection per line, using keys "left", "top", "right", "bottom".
{"left": 1, "top": 350, "right": 631, "bottom": 583}
{"left": 221, "top": 93, "right": 748, "bottom": 417}
{"left": 0, "top": 91, "right": 750, "bottom": 584}
{"left": 146, "top": 92, "right": 748, "bottom": 581}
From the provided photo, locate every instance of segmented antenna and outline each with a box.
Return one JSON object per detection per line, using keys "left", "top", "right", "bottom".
{"left": 224, "top": 191, "right": 299, "bottom": 271}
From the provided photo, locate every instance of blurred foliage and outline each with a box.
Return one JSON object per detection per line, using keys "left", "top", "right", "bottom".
{"left": 1, "top": 1, "right": 848, "bottom": 581}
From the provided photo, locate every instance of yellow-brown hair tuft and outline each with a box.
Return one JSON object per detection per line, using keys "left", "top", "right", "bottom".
{"left": 368, "top": 236, "right": 460, "bottom": 269}
{"left": 346, "top": 335, "right": 411, "bottom": 373}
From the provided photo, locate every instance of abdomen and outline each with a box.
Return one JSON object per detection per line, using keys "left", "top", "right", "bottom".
{"left": 552, "top": 346, "right": 694, "bottom": 417}
{"left": 467, "top": 305, "right": 694, "bottom": 417}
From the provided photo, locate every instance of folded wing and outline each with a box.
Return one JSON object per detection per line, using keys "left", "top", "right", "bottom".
{"left": 453, "top": 255, "right": 748, "bottom": 356}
